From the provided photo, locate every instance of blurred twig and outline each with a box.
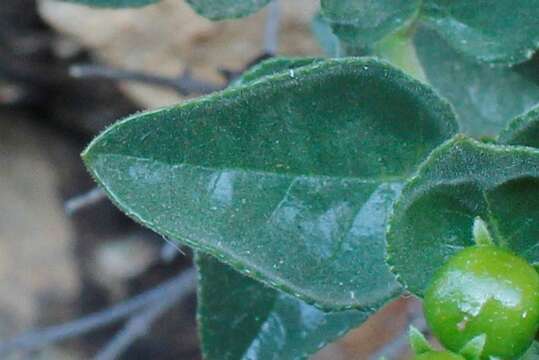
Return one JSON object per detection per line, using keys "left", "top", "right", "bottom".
{"left": 70, "top": 64, "right": 224, "bottom": 96}
{"left": 160, "top": 239, "right": 185, "bottom": 263}
{"left": 65, "top": 187, "right": 106, "bottom": 215}
{"left": 264, "top": 0, "right": 281, "bottom": 55}
{"left": 94, "top": 269, "right": 194, "bottom": 360}
{"left": 0, "top": 268, "right": 197, "bottom": 356}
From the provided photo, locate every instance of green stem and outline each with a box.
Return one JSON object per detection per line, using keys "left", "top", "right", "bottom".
{"left": 373, "top": 32, "right": 427, "bottom": 83}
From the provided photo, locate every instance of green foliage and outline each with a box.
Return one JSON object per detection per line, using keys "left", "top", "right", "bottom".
{"left": 312, "top": 19, "right": 539, "bottom": 137}
{"left": 498, "top": 105, "right": 539, "bottom": 147}
{"left": 196, "top": 253, "right": 370, "bottom": 360}
{"left": 62, "top": 0, "right": 270, "bottom": 19}
{"left": 185, "top": 0, "right": 271, "bottom": 20}
{"left": 522, "top": 342, "right": 539, "bottom": 360}
{"left": 83, "top": 58, "right": 457, "bottom": 310}
{"left": 230, "top": 57, "right": 323, "bottom": 87}
{"left": 421, "top": 0, "right": 539, "bottom": 66}
{"left": 64, "top": 0, "right": 157, "bottom": 7}
{"left": 320, "top": 1, "right": 539, "bottom": 66}
{"left": 413, "top": 27, "right": 539, "bottom": 137}
{"left": 387, "top": 136, "right": 539, "bottom": 296}
{"left": 320, "top": 0, "right": 420, "bottom": 47}
{"left": 75, "top": 0, "right": 539, "bottom": 358}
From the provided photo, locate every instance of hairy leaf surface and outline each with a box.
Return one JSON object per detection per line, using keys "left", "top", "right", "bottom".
{"left": 387, "top": 136, "right": 539, "bottom": 296}
{"left": 84, "top": 58, "right": 457, "bottom": 309}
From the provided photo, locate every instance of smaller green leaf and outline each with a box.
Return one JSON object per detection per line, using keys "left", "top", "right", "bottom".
{"left": 422, "top": 0, "right": 539, "bottom": 65}
{"left": 387, "top": 135, "right": 539, "bottom": 296}
{"left": 414, "top": 26, "right": 539, "bottom": 137}
{"left": 472, "top": 217, "right": 493, "bottom": 246}
{"left": 63, "top": 0, "right": 158, "bottom": 7}
{"left": 320, "top": 0, "right": 420, "bottom": 47}
{"left": 409, "top": 326, "right": 433, "bottom": 355}
{"left": 196, "top": 252, "right": 371, "bottom": 360}
{"left": 498, "top": 105, "right": 539, "bottom": 148}
{"left": 185, "top": 0, "right": 271, "bottom": 20}
{"left": 231, "top": 57, "right": 323, "bottom": 87}
{"left": 459, "top": 334, "right": 486, "bottom": 360}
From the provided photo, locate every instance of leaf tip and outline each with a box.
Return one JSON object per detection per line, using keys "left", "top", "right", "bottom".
{"left": 459, "top": 333, "right": 486, "bottom": 360}
{"left": 472, "top": 217, "right": 493, "bottom": 246}
{"left": 409, "top": 326, "right": 433, "bottom": 355}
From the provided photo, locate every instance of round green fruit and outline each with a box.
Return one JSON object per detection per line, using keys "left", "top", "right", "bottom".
{"left": 413, "top": 351, "right": 464, "bottom": 360}
{"left": 424, "top": 245, "right": 539, "bottom": 359}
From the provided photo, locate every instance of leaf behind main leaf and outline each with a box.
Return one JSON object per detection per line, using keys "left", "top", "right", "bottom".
{"left": 197, "top": 57, "right": 376, "bottom": 360}
{"left": 64, "top": 0, "right": 158, "bottom": 7}
{"left": 230, "top": 57, "right": 323, "bottom": 87}
{"left": 185, "top": 0, "right": 271, "bottom": 20}
{"left": 414, "top": 26, "right": 539, "bottom": 137}
{"left": 196, "top": 252, "right": 371, "bottom": 360}
{"left": 320, "top": 0, "right": 420, "bottom": 47}
{"left": 83, "top": 58, "right": 457, "bottom": 310}
{"left": 421, "top": 0, "right": 539, "bottom": 66}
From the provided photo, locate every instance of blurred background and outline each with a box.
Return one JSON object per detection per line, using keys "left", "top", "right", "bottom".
{"left": 0, "top": 0, "right": 427, "bottom": 358}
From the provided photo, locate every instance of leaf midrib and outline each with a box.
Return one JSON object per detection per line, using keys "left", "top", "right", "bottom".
{"left": 91, "top": 152, "right": 417, "bottom": 184}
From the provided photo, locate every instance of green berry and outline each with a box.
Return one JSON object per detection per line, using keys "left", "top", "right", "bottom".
{"left": 413, "top": 351, "right": 465, "bottom": 360}
{"left": 424, "top": 245, "right": 539, "bottom": 359}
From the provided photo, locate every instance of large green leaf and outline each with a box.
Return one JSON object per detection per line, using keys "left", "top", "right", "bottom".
{"left": 185, "top": 0, "right": 271, "bottom": 20}
{"left": 197, "top": 58, "right": 373, "bottom": 360}
{"left": 320, "top": 0, "right": 420, "bottom": 46}
{"left": 414, "top": 26, "right": 539, "bottom": 137}
{"left": 196, "top": 252, "right": 370, "bottom": 360}
{"left": 387, "top": 136, "right": 539, "bottom": 297}
{"left": 83, "top": 58, "right": 457, "bottom": 309}
{"left": 498, "top": 105, "right": 539, "bottom": 148}
{"left": 64, "top": 0, "right": 158, "bottom": 7}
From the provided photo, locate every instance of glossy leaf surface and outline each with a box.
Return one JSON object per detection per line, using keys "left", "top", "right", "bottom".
{"left": 387, "top": 136, "right": 539, "bottom": 296}
{"left": 197, "top": 253, "right": 370, "bottom": 360}
{"left": 185, "top": 0, "right": 271, "bottom": 20}
{"left": 498, "top": 105, "right": 539, "bottom": 148}
{"left": 64, "top": 0, "right": 157, "bottom": 7}
{"left": 84, "top": 58, "right": 457, "bottom": 309}
{"left": 320, "top": 0, "right": 420, "bottom": 46}
{"left": 197, "top": 58, "right": 373, "bottom": 360}
{"left": 414, "top": 27, "right": 539, "bottom": 137}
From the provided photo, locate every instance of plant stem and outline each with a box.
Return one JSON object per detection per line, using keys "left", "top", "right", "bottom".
{"left": 264, "top": 0, "right": 281, "bottom": 55}
{"left": 70, "top": 64, "right": 223, "bottom": 96}
{"left": 0, "top": 268, "right": 197, "bottom": 356}
{"left": 94, "top": 268, "right": 196, "bottom": 360}
{"left": 64, "top": 187, "right": 106, "bottom": 215}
